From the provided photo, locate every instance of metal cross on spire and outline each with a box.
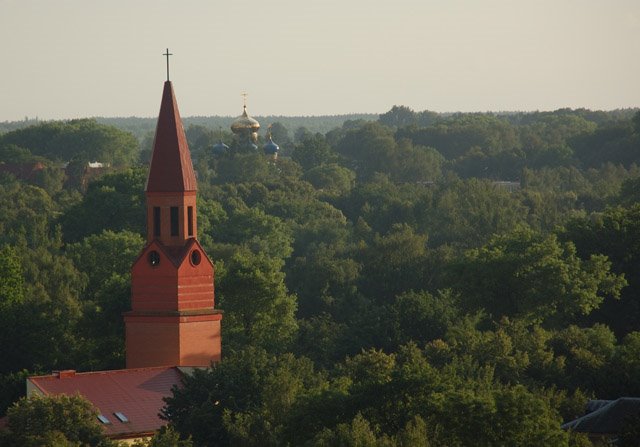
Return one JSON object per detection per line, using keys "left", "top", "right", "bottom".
{"left": 163, "top": 48, "right": 173, "bottom": 81}
{"left": 241, "top": 92, "right": 248, "bottom": 108}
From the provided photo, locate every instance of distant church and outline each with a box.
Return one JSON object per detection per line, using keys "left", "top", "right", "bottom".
{"left": 27, "top": 73, "right": 226, "bottom": 441}
{"left": 215, "top": 93, "right": 280, "bottom": 159}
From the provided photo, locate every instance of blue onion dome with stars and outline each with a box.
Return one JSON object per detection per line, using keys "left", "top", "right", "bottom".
{"left": 263, "top": 126, "right": 280, "bottom": 156}
{"left": 212, "top": 139, "right": 229, "bottom": 154}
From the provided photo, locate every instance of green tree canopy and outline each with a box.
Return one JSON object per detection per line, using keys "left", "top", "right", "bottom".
{"left": 451, "top": 228, "right": 626, "bottom": 324}
{"left": 561, "top": 204, "right": 640, "bottom": 335}
{"left": 292, "top": 134, "right": 336, "bottom": 171}
{"left": 0, "top": 119, "right": 139, "bottom": 166}
{"left": 59, "top": 168, "right": 146, "bottom": 242}
{"left": 162, "top": 348, "right": 326, "bottom": 447}
{"left": 1, "top": 394, "right": 114, "bottom": 447}
{"left": 216, "top": 249, "right": 297, "bottom": 351}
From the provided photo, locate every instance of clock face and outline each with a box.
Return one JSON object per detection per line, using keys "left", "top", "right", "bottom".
{"left": 148, "top": 250, "right": 160, "bottom": 266}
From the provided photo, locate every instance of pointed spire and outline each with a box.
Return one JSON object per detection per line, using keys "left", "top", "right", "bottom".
{"left": 146, "top": 81, "right": 197, "bottom": 193}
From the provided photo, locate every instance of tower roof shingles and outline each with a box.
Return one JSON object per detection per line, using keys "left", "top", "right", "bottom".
{"left": 146, "top": 81, "right": 197, "bottom": 193}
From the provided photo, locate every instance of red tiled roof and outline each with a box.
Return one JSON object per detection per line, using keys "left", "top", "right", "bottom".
{"left": 146, "top": 81, "right": 197, "bottom": 193}
{"left": 27, "top": 367, "right": 183, "bottom": 438}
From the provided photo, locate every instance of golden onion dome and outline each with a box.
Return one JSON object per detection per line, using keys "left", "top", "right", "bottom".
{"left": 230, "top": 106, "right": 260, "bottom": 134}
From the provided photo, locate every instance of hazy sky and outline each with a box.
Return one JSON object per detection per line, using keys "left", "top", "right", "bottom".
{"left": 1, "top": 0, "right": 639, "bottom": 121}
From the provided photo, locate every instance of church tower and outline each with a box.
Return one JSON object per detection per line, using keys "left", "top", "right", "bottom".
{"left": 124, "top": 79, "right": 222, "bottom": 368}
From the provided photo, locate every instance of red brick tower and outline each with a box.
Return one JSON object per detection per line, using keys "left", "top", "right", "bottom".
{"left": 124, "top": 81, "right": 222, "bottom": 368}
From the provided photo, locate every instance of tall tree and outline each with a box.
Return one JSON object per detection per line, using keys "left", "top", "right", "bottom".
{"left": 378, "top": 105, "right": 418, "bottom": 128}
{"left": 451, "top": 228, "right": 626, "bottom": 324}
{"left": 59, "top": 168, "right": 146, "bottom": 242}
{"left": 562, "top": 205, "right": 640, "bottom": 335}
{"left": 0, "top": 119, "right": 139, "bottom": 166}
{"left": 216, "top": 249, "right": 297, "bottom": 351}
{"left": 1, "top": 394, "right": 115, "bottom": 447}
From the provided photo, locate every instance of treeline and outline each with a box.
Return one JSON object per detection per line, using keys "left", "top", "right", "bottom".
{"left": 0, "top": 106, "right": 639, "bottom": 446}
{"left": 1, "top": 114, "right": 379, "bottom": 143}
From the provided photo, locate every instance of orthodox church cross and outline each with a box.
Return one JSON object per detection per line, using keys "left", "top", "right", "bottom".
{"left": 163, "top": 48, "right": 173, "bottom": 81}
{"left": 241, "top": 92, "right": 248, "bottom": 108}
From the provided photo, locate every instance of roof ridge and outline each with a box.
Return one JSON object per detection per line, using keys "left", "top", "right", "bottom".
{"left": 30, "top": 365, "right": 178, "bottom": 380}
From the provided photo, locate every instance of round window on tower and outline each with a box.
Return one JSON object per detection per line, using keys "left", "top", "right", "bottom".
{"left": 148, "top": 250, "right": 160, "bottom": 267}
{"left": 191, "top": 249, "right": 201, "bottom": 266}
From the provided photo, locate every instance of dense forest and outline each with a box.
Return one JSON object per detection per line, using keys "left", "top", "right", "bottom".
{"left": 0, "top": 105, "right": 639, "bottom": 446}
{"left": 0, "top": 114, "right": 379, "bottom": 143}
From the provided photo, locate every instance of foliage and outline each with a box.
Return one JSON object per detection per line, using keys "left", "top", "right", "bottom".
{"left": 216, "top": 249, "right": 298, "bottom": 352}
{"left": 162, "top": 348, "right": 326, "bottom": 447}
{"left": 59, "top": 167, "right": 147, "bottom": 242}
{"left": 562, "top": 205, "right": 640, "bottom": 335}
{"left": 0, "top": 243, "right": 86, "bottom": 374}
{"left": 0, "top": 245, "right": 24, "bottom": 306}
{"left": 0, "top": 370, "right": 30, "bottom": 417}
{"left": 451, "top": 227, "right": 626, "bottom": 324}
{"left": 67, "top": 230, "right": 144, "bottom": 296}
{"left": 379, "top": 105, "right": 438, "bottom": 129}
{"left": 66, "top": 230, "right": 144, "bottom": 369}
{"left": 388, "top": 290, "right": 460, "bottom": 349}
{"left": 292, "top": 133, "right": 337, "bottom": 170}
{"left": 304, "top": 163, "right": 356, "bottom": 196}
{"left": 3, "top": 107, "right": 640, "bottom": 445}
{"left": 357, "top": 224, "right": 429, "bottom": 303}
{"left": 337, "top": 122, "right": 443, "bottom": 182}
{"left": 0, "top": 119, "right": 139, "bottom": 166}
{"left": 213, "top": 206, "right": 293, "bottom": 260}
{"left": 1, "top": 394, "right": 115, "bottom": 447}
{"left": 0, "top": 178, "right": 56, "bottom": 248}
{"left": 132, "top": 426, "right": 193, "bottom": 447}
{"left": 419, "top": 177, "right": 529, "bottom": 248}
{"left": 396, "top": 113, "right": 520, "bottom": 160}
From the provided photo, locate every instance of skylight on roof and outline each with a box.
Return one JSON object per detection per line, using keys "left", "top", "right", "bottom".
{"left": 114, "top": 411, "right": 129, "bottom": 423}
{"left": 97, "top": 414, "right": 111, "bottom": 424}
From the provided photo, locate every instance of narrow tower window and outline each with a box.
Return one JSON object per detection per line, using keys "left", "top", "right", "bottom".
{"left": 170, "top": 207, "right": 179, "bottom": 236}
{"left": 153, "top": 207, "right": 161, "bottom": 237}
{"left": 187, "top": 206, "right": 194, "bottom": 237}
